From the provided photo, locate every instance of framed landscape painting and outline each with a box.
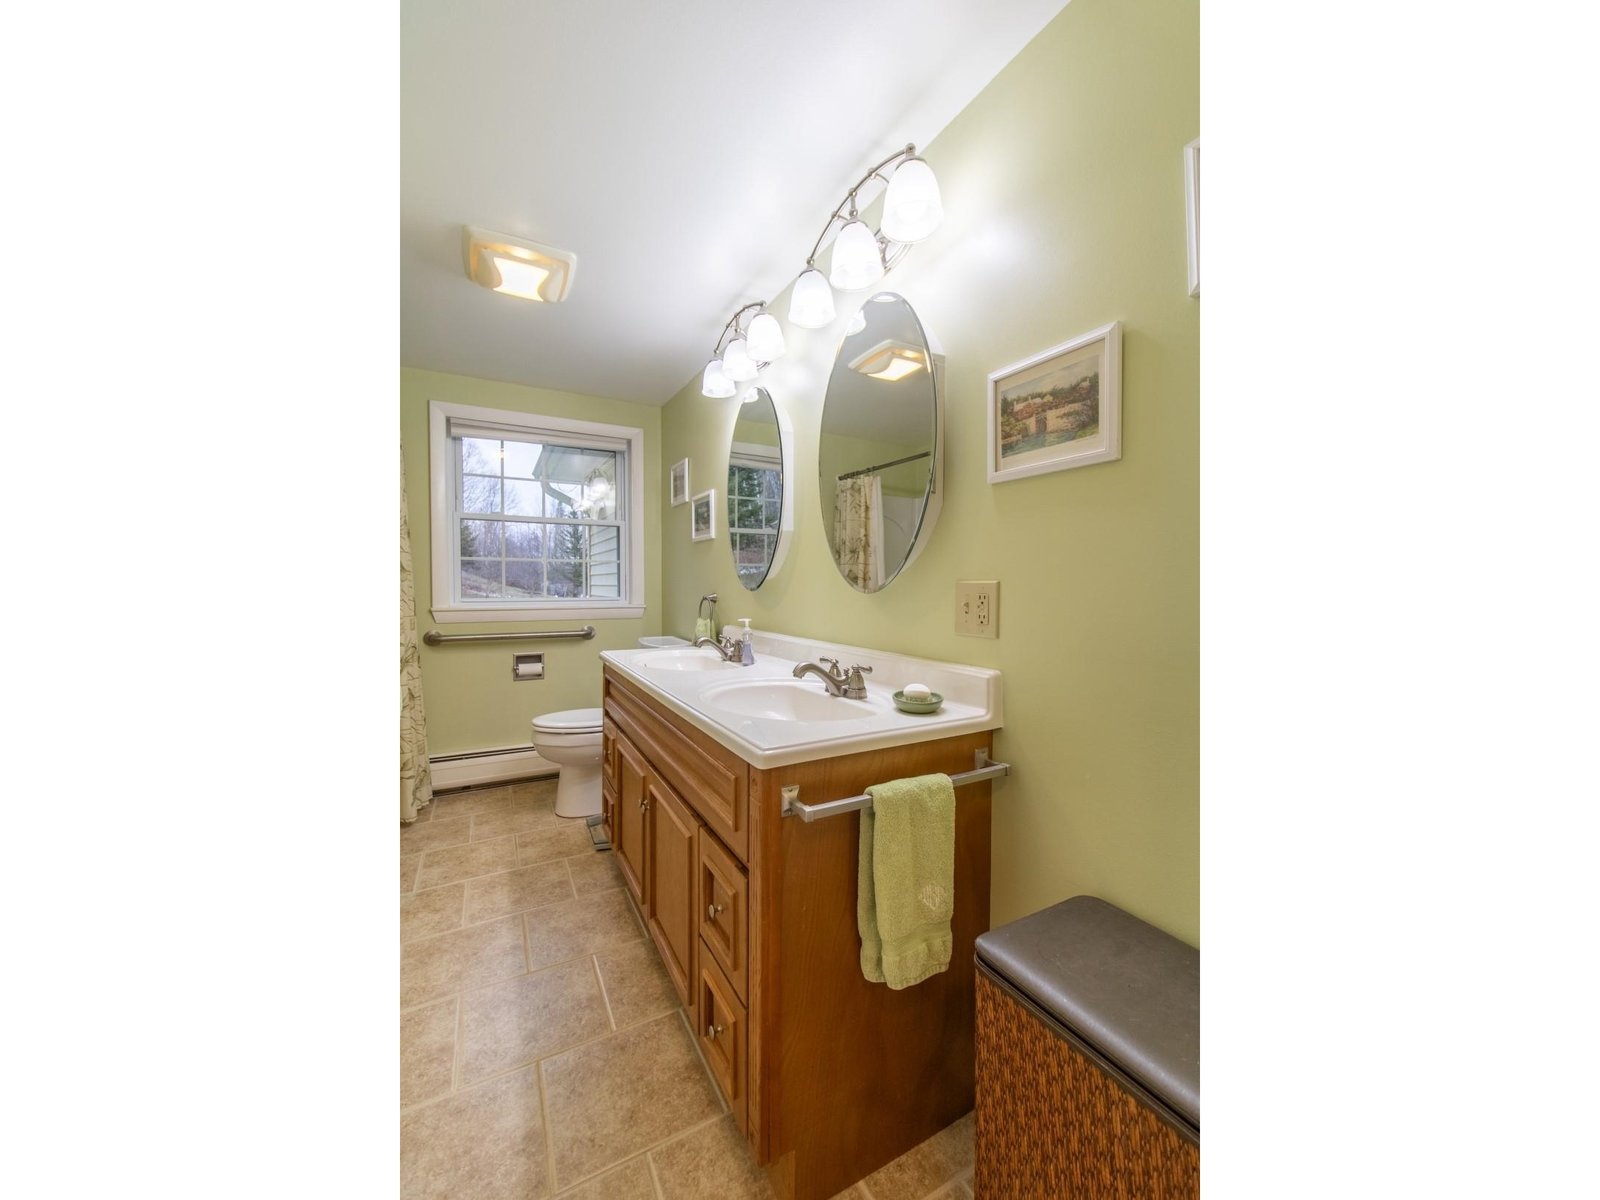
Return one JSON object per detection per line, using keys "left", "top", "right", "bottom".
{"left": 670, "top": 458, "right": 690, "bottom": 505}
{"left": 690, "top": 489, "right": 717, "bottom": 541}
{"left": 986, "top": 321, "right": 1122, "bottom": 484}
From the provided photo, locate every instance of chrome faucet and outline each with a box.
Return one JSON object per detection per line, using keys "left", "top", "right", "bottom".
{"left": 693, "top": 634, "right": 741, "bottom": 662}
{"left": 791, "top": 656, "right": 873, "bottom": 700}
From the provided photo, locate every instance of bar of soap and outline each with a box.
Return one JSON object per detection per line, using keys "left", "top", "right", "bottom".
{"left": 903, "top": 683, "right": 932, "bottom": 701}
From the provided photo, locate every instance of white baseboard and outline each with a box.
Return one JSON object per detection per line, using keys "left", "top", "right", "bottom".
{"left": 430, "top": 747, "right": 556, "bottom": 792}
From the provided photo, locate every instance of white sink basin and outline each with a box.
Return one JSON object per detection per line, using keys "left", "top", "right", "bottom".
{"left": 636, "top": 648, "right": 738, "bottom": 673}
{"left": 699, "top": 680, "right": 877, "bottom": 722}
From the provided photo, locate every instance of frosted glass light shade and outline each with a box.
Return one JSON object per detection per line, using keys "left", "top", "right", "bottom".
{"left": 881, "top": 156, "right": 943, "bottom": 243}
{"left": 722, "top": 336, "right": 757, "bottom": 381}
{"left": 701, "top": 358, "right": 736, "bottom": 398}
{"left": 845, "top": 309, "right": 866, "bottom": 336}
{"left": 745, "top": 311, "right": 786, "bottom": 362}
{"left": 829, "top": 219, "right": 884, "bottom": 291}
{"left": 788, "top": 268, "right": 835, "bottom": 328}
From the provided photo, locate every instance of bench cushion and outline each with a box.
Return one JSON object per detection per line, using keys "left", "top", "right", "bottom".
{"left": 975, "top": 895, "right": 1199, "bottom": 1130}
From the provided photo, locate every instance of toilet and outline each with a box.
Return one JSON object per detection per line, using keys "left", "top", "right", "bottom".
{"left": 530, "top": 635, "right": 690, "bottom": 819}
{"left": 529, "top": 707, "right": 605, "bottom": 819}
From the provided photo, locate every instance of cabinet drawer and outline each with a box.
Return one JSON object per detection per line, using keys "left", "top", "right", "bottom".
{"left": 697, "top": 950, "right": 748, "bottom": 1134}
{"left": 697, "top": 831, "right": 749, "bottom": 1002}
{"left": 604, "top": 671, "right": 749, "bottom": 861}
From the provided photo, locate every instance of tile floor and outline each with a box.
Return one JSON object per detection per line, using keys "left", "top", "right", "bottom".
{"left": 401, "top": 778, "right": 976, "bottom": 1200}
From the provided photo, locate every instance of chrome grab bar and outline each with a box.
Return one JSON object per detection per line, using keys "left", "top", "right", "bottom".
{"left": 779, "top": 750, "right": 1010, "bottom": 822}
{"left": 423, "top": 626, "right": 596, "bottom": 645}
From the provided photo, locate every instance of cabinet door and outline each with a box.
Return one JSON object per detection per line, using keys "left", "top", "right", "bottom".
{"left": 613, "top": 732, "right": 650, "bottom": 907}
{"left": 698, "top": 951, "right": 749, "bottom": 1134}
{"left": 697, "top": 831, "right": 749, "bottom": 1001}
{"left": 644, "top": 774, "right": 697, "bottom": 1011}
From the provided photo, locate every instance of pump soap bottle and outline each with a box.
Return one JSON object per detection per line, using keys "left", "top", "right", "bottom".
{"left": 738, "top": 618, "right": 756, "bottom": 666}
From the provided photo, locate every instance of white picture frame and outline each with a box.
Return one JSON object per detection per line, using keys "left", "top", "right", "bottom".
{"left": 690, "top": 489, "right": 717, "bottom": 540}
{"left": 669, "top": 457, "right": 690, "bottom": 506}
{"left": 986, "top": 321, "right": 1122, "bottom": 484}
{"left": 1184, "top": 138, "right": 1199, "bottom": 297}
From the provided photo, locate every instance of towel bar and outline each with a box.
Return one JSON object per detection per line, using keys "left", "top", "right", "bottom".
{"left": 423, "top": 626, "right": 595, "bottom": 645}
{"left": 779, "top": 749, "right": 1010, "bottom": 822}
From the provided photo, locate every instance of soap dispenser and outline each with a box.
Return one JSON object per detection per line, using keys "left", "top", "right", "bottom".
{"left": 738, "top": 618, "right": 756, "bottom": 666}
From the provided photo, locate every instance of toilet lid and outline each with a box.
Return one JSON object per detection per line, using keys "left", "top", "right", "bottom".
{"left": 531, "top": 707, "right": 604, "bottom": 734}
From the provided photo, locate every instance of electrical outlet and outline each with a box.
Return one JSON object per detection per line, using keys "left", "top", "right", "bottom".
{"left": 955, "top": 580, "right": 999, "bottom": 638}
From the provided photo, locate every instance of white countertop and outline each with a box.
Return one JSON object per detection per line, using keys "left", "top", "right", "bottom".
{"left": 600, "top": 628, "right": 1003, "bottom": 769}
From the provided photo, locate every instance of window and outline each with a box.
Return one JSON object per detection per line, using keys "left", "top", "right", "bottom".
{"left": 728, "top": 444, "right": 781, "bottom": 588}
{"left": 429, "top": 402, "right": 645, "bottom": 622}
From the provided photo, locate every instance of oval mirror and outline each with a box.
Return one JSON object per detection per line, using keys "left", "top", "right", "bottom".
{"left": 819, "top": 293, "right": 943, "bottom": 592}
{"left": 727, "top": 386, "right": 792, "bottom": 590}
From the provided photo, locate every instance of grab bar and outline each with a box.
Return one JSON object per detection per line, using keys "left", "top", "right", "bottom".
{"left": 423, "top": 626, "right": 595, "bottom": 645}
{"left": 779, "top": 749, "right": 1010, "bottom": 822}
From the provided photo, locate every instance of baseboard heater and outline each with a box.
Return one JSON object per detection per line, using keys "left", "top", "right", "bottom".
{"left": 429, "top": 745, "right": 557, "bottom": 792}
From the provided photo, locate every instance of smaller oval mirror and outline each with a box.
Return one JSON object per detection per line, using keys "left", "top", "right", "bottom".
{"left": 819, "top": 293, "right": 943, "bottom": 592}
{"left": 727, "top": 387, "right": 790, "bottom": 590}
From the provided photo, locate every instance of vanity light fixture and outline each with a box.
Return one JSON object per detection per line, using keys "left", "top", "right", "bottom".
{"left": 699, "top": 301, "right": 785, "bottom": 396}
{"left": 462, "top": 226, "right": 577, "bottom": 302}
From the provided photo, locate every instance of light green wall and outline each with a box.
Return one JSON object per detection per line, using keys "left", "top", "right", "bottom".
{"left": 658, "top": 0, "right": 1199, "bottom": 943}
{"left": 401, "top": 367, "right": 663, "bottom": 755}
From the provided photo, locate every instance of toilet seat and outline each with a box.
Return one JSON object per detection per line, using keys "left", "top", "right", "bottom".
{"left": 530, "top": 707, "right": 604, "bottom": 735}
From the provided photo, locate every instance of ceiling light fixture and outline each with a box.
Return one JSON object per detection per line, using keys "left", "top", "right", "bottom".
{"left": 848, "top": 339, "right": 928, "bottom": 382}
{"left": 462, "top": 226, "right": 577, "bottom": 303}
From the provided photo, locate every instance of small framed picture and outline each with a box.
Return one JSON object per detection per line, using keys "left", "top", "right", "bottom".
{"left": 690, "top": 489, "right": 717, "bottom": 541}
{"left": 1184, "top": 138, "right": 1199, "bottom": 297}
{"left": 987, "top": 321, "right": 1122, "bottom": 484}
{"left": 669, "top": 458, "right": 690, "bottom": 506}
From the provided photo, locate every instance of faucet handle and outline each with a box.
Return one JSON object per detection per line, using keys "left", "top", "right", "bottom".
{"left": 849, "top": 664, "right": 873, "bottom": 676}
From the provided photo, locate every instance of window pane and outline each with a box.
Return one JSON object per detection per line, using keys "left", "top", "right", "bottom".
{"left": 735, "top": 498, "right": 764, "bottom": 529}
{"left": 546, "top": 560, "right": 585, "bottom": 597}
{"left": 502, "top": 440, "right": 543, "bottom": 478}
{"left": 546, "top": 525, "right": 586, "bottom": 559}
{"left": 505, "top": 560, "right": 545, "bottom": 597}
{"left": 543, "top": 483, "right": 581, "bottom": 518}
{"left": 504, "top": 522, "right": 544, "bottom": 558}
{"left": 503, "top": 479, "right": 541, "bottom": 516}
{"left": 459, "top": 519, "right": 501, "bottom": 557}
{"left": 460, "top": 559, "right": 504, "bottom": 598}
{"left": 460, "top": 474, "right": 501, "bottom": 514}
{"left": 461, "top": 438, "right": 502, "bottom": 476}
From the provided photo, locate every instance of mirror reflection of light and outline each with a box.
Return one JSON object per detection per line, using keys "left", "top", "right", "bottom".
{"left": 846, "top": 311, "right": 866, "bottom": 335}
{"left": 866, "top": 352, "right": 925, "bottom": 382}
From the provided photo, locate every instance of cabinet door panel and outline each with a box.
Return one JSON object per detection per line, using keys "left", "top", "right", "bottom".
{"left": 697, "top": 831, "right": 749, "bottom": 1002}
{"left": 613, "top": 733, "right": 650, "bottom": 907}
{"left": 645, "top": 776, "right": 697, "bottom": 1010}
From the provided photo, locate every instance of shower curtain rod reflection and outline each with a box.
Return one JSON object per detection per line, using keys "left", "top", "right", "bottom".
{"left": 836, "top": 451, "right": 931, "bottom": 480}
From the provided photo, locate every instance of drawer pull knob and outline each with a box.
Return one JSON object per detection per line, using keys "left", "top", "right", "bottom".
{"left": 707, "top": 903, "right": 724, "bottom": 920}
{"left": 706, "top": 1022, "right": 724, "bottom": 1039}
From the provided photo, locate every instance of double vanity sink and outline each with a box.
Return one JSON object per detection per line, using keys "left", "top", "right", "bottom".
{"left": 600, "top": 629, "right": 1003, "bottom": 769}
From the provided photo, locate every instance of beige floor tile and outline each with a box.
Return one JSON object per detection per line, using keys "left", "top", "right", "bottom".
{"left": 402, "top": 882, "right": 467, "bottom": 943}
{"left": 565, "top": 849, "right": 625, "bottom": 894}
{"left": 517, "top": 822, "right": 597, "bottom": 865}
{"left": 415, "top": 836, "right": 518, "bottom": 890}
{"left": 542, "top": 1012, "right": 722, "bottom": 1189}
{"left": 828, "top": 1187, "right": 870, "bottom": 1200}
{"left": 459, "top": 957, "right": 611, "bottom": 1084}
{"left": 956, "top": 1177, "right": 975, "bottom": 1198}
{"left": 511, "top": 777, "right": 560, "bottom": 807}
{"left": 401, "top": 1066, "right": 548, "bottom": 1200}
{"left": 596, "top": 939, "right": 681, "bottom": 1030}
{"left": 403, "top": 854, "right": 422, "bottom": 895}
{"left": 400, "top": 998, "right": 457, "bottom": 1107}
{"left": 431, "top": 785, "right": 514, "bottom": 819}
{"left": 471, "top": 802, "right": 568, "bottom": 843}
{"left": 463, "top": 861, "right": 575, "bottom": 925}
{"left": 401, "top": 814, "right": 474, "bottom": 854}
{"left": 552, "top": 1152, "right": 657, "bottom": 1199}
{"left": 524, "top": 889, "right": 643, "bottom": 972}
{"left": 651, "top": 1114, "right": 775, "bottom": 1199}
{"left": 860, "top": 1112, "right": 975, "bottom": 1200}
{"left": 401, "top": 915, "right": 527, "bottom": 1008}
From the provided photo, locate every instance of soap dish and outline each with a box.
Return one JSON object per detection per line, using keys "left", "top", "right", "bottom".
{"left": 892, "top": 690, "right": 944, "bottom": 715}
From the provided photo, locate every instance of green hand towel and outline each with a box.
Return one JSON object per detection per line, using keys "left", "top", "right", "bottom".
{"left": 857, "top": 773, "right": 956, "bottom": 989}
{"left": 694, "top": 617, "right": 712, "bottom": 640}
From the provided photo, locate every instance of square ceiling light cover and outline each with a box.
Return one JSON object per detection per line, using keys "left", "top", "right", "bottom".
{"left": 848, "top": 338, "right": 927, "bottom": 382}
{"left": 462, "top": 226, "right": 577, "bottom": 303}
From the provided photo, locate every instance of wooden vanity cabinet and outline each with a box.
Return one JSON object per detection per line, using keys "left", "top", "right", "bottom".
{"left": 602, "top": 665, "right": 994, "bottom": 1200}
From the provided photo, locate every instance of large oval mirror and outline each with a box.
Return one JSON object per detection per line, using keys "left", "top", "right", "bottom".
{"left": 727, "top": 386, "right": 792, "bottom": 590}
{"left": 819, "top": 293, "right": 943, "bottom": 592}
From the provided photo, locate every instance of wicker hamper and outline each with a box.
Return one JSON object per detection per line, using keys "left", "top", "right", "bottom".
{"left": 974, "top": 896, "right": 1199, "bottom": 1198}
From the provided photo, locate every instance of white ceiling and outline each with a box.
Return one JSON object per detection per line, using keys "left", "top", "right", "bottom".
{"left": 401, "top": 0, "right": 1068, "bottom": 406}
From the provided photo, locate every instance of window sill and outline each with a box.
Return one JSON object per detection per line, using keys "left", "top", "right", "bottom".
{"left": 430, "top": 603, "right": 645, "bottom": 624}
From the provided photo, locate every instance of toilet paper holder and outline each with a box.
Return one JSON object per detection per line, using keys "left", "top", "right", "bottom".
{"left": 511, "top": 653, "right": 544, "bottom": 681}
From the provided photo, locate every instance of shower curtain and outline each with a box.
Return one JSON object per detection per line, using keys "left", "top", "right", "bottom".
{"left": 833, "top": 475, "right": 885, "bottom": 592}
{"left": 401, "top": 447, "right": 434, "bottom": 823}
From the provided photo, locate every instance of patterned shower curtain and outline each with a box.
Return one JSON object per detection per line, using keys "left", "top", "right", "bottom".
{"left": 401, "top": 447, "right": 434, "bottom": 823}
{"left": 833, "top": 475, "right": 885, "bottom": 592}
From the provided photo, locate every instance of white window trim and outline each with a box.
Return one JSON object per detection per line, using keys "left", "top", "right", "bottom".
{"left": 428, "top": 400, "right": 646, "bottom": 622}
